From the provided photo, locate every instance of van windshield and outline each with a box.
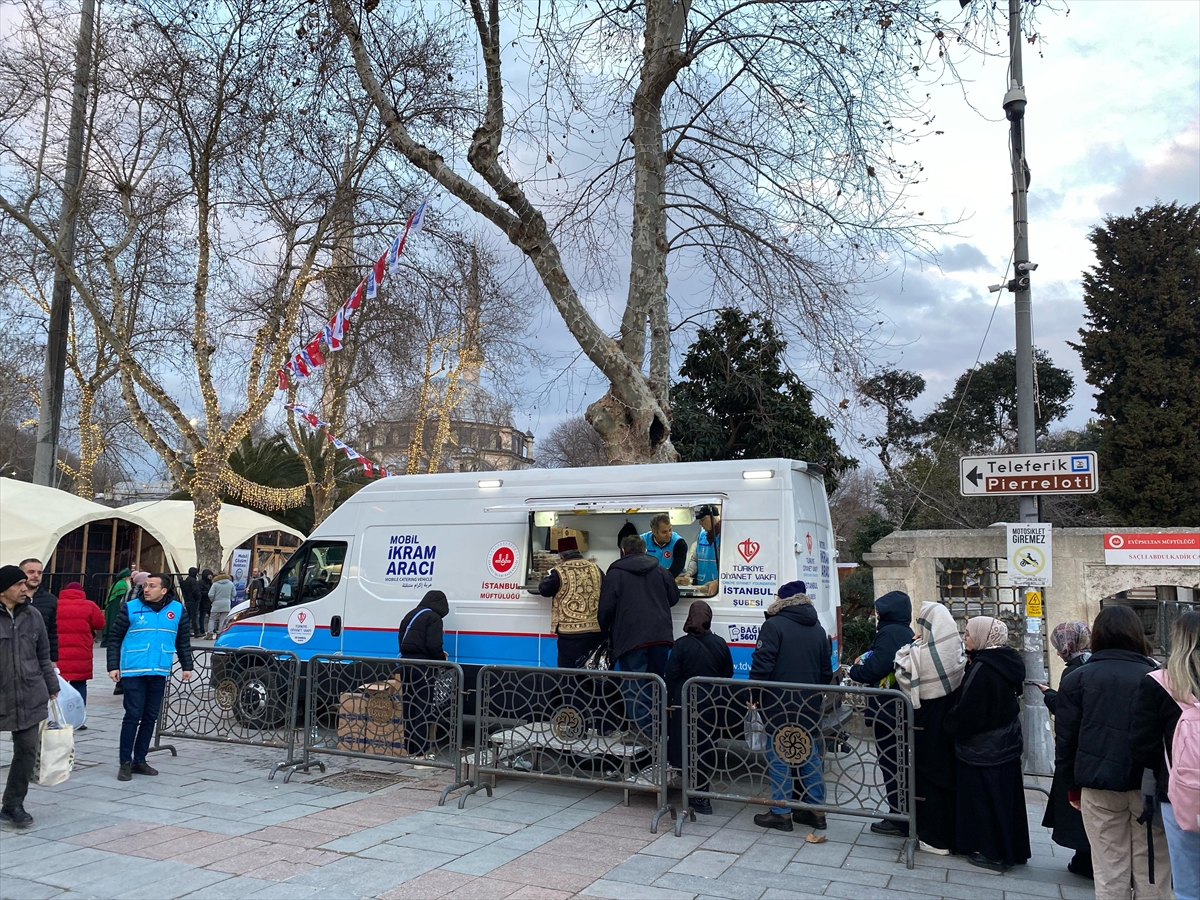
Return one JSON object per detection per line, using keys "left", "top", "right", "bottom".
{"left": 527, "top": 503, "right": 723, "bottom": 599}
{"left": 271, "top": 541, "right": 347, "bottom": 608}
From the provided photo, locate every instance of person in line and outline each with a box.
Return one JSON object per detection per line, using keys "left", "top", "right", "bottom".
{"left": 679, "top": 505, "right": 721, "bottom": 597}
{"left": 398, "top": 590, "right": 450, "bottom": 757}
{"left": 198, "top": 569, "right": 214, "bottom": 638}
{"left": 0, "top": 565, "right": 59, "bottom": 829}
{"left": 103, "top": 568, "right": 132, "bottom": 646}
{"left": 538, "top": 536, "right": 603, "bottom": 668}
{"left": 1035, "top": 621, "right": 1094, "bottom": 878}
{"left": 1056, "top": 605, "right": 1169, "bottom": 899}
{"left": 945, "top": 616, "right": 1030, "bottom": 872}
{"left": 180, "top": 568, "right": 202, "bottom": 637}
{"left": 247, "top": 568, "right": 267, "bottom": 605}
{"left": 205, "top": 572, "right": 235, "bottom": 638}
{"left": 749, "top": 581, "right": 832, "bottom": 833}
{"left": 55, "top": 581, "right": 106, "bottom": 730}
{"left": 1132, "top": 611, "right": 1200, "bottom": 900}
{"left": 666, "top": 600, "right": 734, "bottom": 816}
{"left": 848, "top": 590, "right": 914, "bottom": 837}
{"left": 19, "top": 559, "right": 58, "bottom": 665}
{"left": 642, "top": 514, "right": 687, "bottom": 579}
{"left": 107, "top": 573, "right": 194, "bottom": 781}
{"left": 893, "top": 599, "right": 966, "bottom": 855}
{"left": 599, "top": 535, "right": 679, "bottom": 737}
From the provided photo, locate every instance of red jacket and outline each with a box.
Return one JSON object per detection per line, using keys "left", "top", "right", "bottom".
{"left": 56, "top": 586, "right": 105, "bottom": 681}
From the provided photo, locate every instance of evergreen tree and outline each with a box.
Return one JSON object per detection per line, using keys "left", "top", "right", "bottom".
{"left": 671, "top": 309, "right": 855, "bottom": 491}
{"left": 1073, "top": 202, "right": 1200, "bottom": 525}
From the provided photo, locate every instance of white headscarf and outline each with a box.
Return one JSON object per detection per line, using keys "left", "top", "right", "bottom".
{"left": 894, "top": 601, "right": 967, "bottom": 708}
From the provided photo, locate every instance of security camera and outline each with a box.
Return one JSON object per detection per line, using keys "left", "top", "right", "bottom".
{"left": 1016, "top": 261, "right": 1039, "bottom": 272}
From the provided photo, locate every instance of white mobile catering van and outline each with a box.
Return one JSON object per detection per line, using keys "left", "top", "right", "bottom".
{"left": 217, "top": 458, "right": 840, "bottom": 679}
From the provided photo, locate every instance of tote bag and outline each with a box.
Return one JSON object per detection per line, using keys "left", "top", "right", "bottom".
{"left": 34, "top": 700, "right": 75, "bottom": 786}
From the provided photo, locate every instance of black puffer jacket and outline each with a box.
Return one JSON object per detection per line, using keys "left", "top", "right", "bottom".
{"left": 598, "top": 553, "right": 679, "bottom": 659}
{"left": 749, "top": 597, "right": 832, "bottom": 686}
{"left": 29, "top": 586, "right": 59, "bottom": 662}
{"left": 399, "top": 591, "right": 449, "bottom": 660}
{"left": 1130, "top": 672, "right": 1183, "bottom": 799}
{"left": 1055, "top": 648, "right": 1156, "bottom": 792}
{"left": 848, "top": 591, "right": 913, "bottom": 686}
{"left": 945, "top": 646, "right": 1025, "bottom": 765}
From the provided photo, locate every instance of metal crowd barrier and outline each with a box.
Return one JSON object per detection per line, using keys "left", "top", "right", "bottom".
{"left": 677, "top": 677, "right": 918, "bottom": 868}
{"left": 153, "top": 648, "right": 302, "bottom": 778}
{"left": 459, "top": 665, "right": 675, "bottom": 833}
{"left": 288, "top": 655, "right": 471, "bottom": 806}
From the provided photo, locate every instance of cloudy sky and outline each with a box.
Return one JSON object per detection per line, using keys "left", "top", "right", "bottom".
{"left": 510, "top": 0, "right": 1200, "bottom": 461}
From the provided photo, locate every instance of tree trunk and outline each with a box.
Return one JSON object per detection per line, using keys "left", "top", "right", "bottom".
{"left": 190, "top": 450, "right": 224, "bottom": 572}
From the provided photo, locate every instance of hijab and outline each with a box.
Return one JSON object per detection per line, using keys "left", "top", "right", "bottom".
{"left": 966, "top": 615, "right": 1009, "bottom": 651}
{"left": 894, "top": 600, "right": 967, "bottom": 707}
{"left": 1050, "top": 620, "right": 1090, "bottom": 661}
{"left": 683, "top": 600, "right": 713, "bottom": 636}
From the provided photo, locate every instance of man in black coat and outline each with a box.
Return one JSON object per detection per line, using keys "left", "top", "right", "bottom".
{"left": 848, "top": 590, "right": 914, "bottom": 836}
{"left": 20, "top": 559, "right": 58, "bottom": 664}
{"left": 599, "top": 535, "right": 679, "bottom": 738}
{"left": 180, "top": 568, "right": 201, "bottom": 638}
{"left": 749, "top": 581, "right": 832, "bottom": 832}
{"left": 397, "top": 590, "right": 450, "bottom": 757}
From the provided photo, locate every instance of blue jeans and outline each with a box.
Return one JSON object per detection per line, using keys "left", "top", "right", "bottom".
{"left": 1163, "top": 801, "right": 1200, "bottom": 900}
{"left": 120, "top": 675, "right": 166, "bottom": 764}
{"left": 616, "top": 645, "right": 670, "bottom": 736}
{"left": 766, "top": 732, "right": 825, "bottom": 815}
{"left": 69, "top": 679, "right": 88, "bottom": 705}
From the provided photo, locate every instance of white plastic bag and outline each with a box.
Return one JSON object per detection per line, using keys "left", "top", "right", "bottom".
{"left": 35, "top": 700, "right": 75, "bottom": 786}
{"left": 744, "top": 704, "right": 768, "bottom": 752}
{"left": 48, "top": 675, "right": 86, "bottom": 729}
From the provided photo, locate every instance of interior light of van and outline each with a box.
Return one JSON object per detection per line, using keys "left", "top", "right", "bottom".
{"left": 533, "top": 510, "right": 557, "bottom": 527}
{"left": 477, "top": 479, "right": 503, "bottom": 488}
{"left": 742, "top": 469, "right": 775, "bottom": 480}
{"left": 669, "top": 507, "right": 695, "bottom": 526}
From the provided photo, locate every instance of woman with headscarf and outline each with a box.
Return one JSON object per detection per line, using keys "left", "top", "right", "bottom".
{"left": 945, "top": 616, "right": 1030, "bottom": 872}
{"left": 666, "top": 601, "right": 734, "bottom": 816}
{"left": 1035, "top": 621, "right": 1093, "bottom": 877}
{"left": 893, "top": 600, "right": 967, "bottom": 855}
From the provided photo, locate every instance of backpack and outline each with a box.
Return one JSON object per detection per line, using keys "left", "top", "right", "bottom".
{"left": 1149, "top": 669, "right": 1200, "bottom": 833}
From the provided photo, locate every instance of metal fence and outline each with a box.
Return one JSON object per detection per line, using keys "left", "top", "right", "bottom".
{"left": 154, "top": 647, "right": 302, "bottom": 778}
{"left": 677, "top": 677, "right": 917, "bottom": 868}
{"left": 459, "top": 665, "right": 675, "bottom": 833}
{"left": 291, "top": 655, "right": 471, "bottom": 805}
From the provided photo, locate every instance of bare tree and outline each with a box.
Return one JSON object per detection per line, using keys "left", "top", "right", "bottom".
{"left": 328, "top": 0, "right": 1006, "bottom": 464}
{"left": 537, "top": 416, "right": 610, "bottom": 469}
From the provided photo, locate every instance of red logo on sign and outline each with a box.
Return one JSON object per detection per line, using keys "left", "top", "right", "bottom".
{"left": 297, "top": 611, "right": 307, "bottom": 623}
{"left": 492, "top": 547, "right": 515, "bottom": 574}
{"left": 663, "top": 550, "right": 671, "bottom": 559}
{"left": 166, "top": 610, "right": 176, "bottom": 620}
{"left": 806, "top": 533, "right": 813, "bottom": 553}
{"left": 737, "top": 539, "right": 761, "bottom": 562}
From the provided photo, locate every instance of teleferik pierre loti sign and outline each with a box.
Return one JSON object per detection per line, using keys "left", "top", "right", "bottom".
{"left": 959, "top": 451, "right": 1098, "bottom": 497}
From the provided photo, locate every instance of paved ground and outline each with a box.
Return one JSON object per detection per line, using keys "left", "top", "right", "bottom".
{"left": 2, "top": 651, "right": 1095, "bottom": 900}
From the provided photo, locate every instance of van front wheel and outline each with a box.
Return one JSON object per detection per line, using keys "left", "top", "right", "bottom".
{"left": 234, "top": 664, "right": 288, "bottom": 731}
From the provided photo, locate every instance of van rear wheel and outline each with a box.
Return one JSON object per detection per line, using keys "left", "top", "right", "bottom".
{"left": 233, "top": 664, "right": 288, "bottom": 730}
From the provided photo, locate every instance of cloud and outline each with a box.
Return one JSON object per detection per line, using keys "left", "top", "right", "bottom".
{"left": 1099, "top": 123, "right": 1200, "bottom": 215}
{"left": 936, "top": 243, "right": 990, "bottom": 272}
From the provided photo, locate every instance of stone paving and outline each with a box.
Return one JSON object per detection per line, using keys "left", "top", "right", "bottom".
{"left": 2, "top": 652, "right": 1095, "bottom": 900}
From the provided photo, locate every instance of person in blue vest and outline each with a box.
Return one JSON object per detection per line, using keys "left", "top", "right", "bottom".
{"left": 641, "top": 514, "right": 687, "bottom": 579}
{"left": 681, "top": 505, "right": 722, "bottom": 597}
{"left": 107, "top": 573, "right": 193, "bottom": 782}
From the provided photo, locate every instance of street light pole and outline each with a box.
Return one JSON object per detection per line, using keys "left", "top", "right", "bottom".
{"left": 32, "top": 0, "right": 95, "bottom": 486}
{"left": 1002, "top": 0, "right": 1054, "bottom": 777}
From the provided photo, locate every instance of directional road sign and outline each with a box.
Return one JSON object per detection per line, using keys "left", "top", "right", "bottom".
{"left": 959, "top": 451, "right": 1099, "bottom": 497}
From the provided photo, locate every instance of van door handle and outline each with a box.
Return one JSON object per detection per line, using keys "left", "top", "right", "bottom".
{"left": 330, "top": 615, "right": 342, "bottom": 637}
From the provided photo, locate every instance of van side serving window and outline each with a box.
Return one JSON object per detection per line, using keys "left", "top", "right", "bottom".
{"left": 272, "top": 541, "right": 347, "bottom": 608}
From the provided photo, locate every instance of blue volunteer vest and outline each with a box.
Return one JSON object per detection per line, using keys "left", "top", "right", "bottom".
{"left": 641, "top": 530, "right": 683, "bottom": 569}
{"left": 696, "top": 529, "right": 720, "bottom": 584}
{"left": 120, "top": 597, "right": 185, "bottom": 678}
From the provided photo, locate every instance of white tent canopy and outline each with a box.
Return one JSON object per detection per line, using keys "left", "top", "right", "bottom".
{"left": 119, "top": 500, "right": 306, "bottom": 573}
{"left": 0, "top": 478, "right": 180, "bottom": 570}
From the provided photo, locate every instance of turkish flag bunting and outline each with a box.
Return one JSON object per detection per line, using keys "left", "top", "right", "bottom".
{"left": 278, "top": 368, "right": 288, "bottom": 390}
{"left": 345, "top": 281, "right": 364, "bottom": 312}
{"left": 292, "top": 353, "right": 309, "bottom": 378}
{"left": 373, "top": 253, "right": 386, "bottom": 287}
{"left": 305, "top": 339, "right": 325, "bottom": 368}
{"left": 362, "top": 460, "right": 374, "bottom": 477}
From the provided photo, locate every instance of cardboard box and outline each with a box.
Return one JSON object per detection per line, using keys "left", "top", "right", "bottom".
{"left": 548, "top": 526, "right": 589, "bottom": 553}
{"left": 337, "top": 679, "right": 405, "bottom": 755}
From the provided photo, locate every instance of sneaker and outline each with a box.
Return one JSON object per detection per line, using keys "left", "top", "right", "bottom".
{"left": 131, "top": 761, "right": 159, "bottom": 776}
{"left": 688, "top": 797, "right": 713, "bottom": 816}
{"left": 0, "top": 806, "right": 33, "bottom": 828}
{"left": 118, "top": 763, "right": 132, "bottom": 782}
{"left": 870, "top": 819, "right": 909, "bottom": 837}
{"left": 796, "top": 809, "right": 828, "bottom": 830}
{"left": 967, "top": 852, "right": 1008, "bottom": 873}
{"left": 919, "top": 840, "right": 950, "bottom": 856}
{"left": 113, "top": 685, "right": 123, "bottom": 695}
{"left": 753, "top": 811, "right": 793, "bottom": 832}
{"left": 76, "top": 724, "right": 88, "bottom": 732}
